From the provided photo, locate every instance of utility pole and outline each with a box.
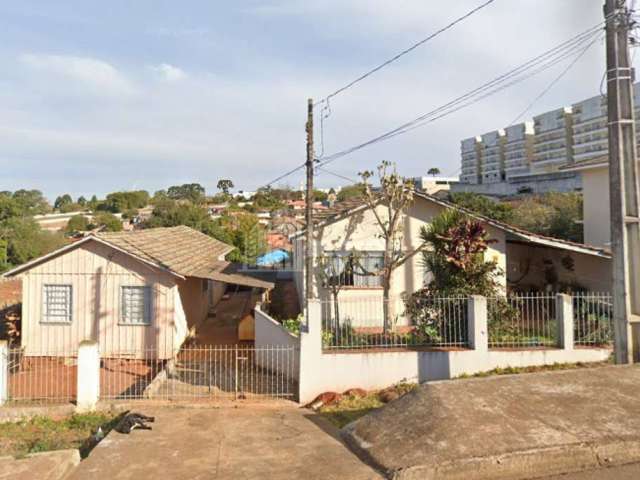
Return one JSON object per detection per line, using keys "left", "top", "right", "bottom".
{"left": 605, "top": 0, "right": 640, "bottom": 363}
{"left": 305, "top": 99, "right": 315, "bottom": 309}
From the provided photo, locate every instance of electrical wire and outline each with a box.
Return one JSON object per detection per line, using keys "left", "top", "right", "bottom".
{"left": 315, "top": 21, "right": 608, "bottom": 168}
{"left": 315, "top": 0, "right": 498, "bottom": 107}
{"left": 508, "top": 33, "right": 603, "bottom": 126}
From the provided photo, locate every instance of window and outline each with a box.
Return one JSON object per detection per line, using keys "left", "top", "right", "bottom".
{"left": 323, "top": 251, "right": 384, "bottom": 288}
{"left": 42, "top": 285, "right": 72, "bottom": 324}
{"left": 121, "top": 286, "right": 152, "bottom": 325}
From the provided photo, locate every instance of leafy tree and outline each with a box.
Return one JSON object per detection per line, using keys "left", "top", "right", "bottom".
{"left": 59, "top": 202, "right": 83, "bottom": 213}
{"left": 93, "top": 212, "right": 122, "bottom": 232}
{"left": 167, "top": 183, "right": 205, "bottom": 203}
{"left": 448, "top": 192, "right": 514, "bottom": 223}
{"left": 218, "top": 213, "right": 267, "bottom": 264}
{"left": 103, "top": 191, "right": 149, "bottom": 213}
{"left": 65, "top": 215, "right": 90, "bottom": 234}
{"left": 404, "top": 210, "right": 516, "bottom": 344}
{"left": 313, "top": 189, "right": 328, "bottom": 202}
{"left": 216, "top": 179, "right": 234, "bottom": 197}
{"left": 336, "top": 184, "right": 365, "bottom": 202}
{"left": 0, "top": 196, "right": 22, "bottom": 222}
{"left": 145, "top": 201, "right": 216, "bottom": 233}
{"left": 54, "top": 194, "right": 73, "bottom": 211}
{"left": 0, "top": 217, "right": 65, "bottom": 272}
{"left": 88, "top": 195, "right": 100, "bottom": 211}
{"left": 12, "top": 190, "right": 50, "bottom": 215}
{"left": 427, "top": 167, "right": 441, "bottom": 177}
{"left": 77, "top": 196, "right": 87, "bottom": 206}
{"left": 252, "top": 188, "right": 285, "bottom": 211}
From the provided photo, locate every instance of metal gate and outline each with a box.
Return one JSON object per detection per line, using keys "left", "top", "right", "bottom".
{"left": 100, "top": 344, "right": 298, "bottom": 402}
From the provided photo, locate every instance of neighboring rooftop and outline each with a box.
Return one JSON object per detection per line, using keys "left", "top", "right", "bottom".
{"left": 96, "top": 226, "right": 234, "bottom": 277}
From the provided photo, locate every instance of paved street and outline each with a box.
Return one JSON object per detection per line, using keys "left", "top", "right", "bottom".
{"left": 69, "top": 404, "right": 381, "bottom": 480}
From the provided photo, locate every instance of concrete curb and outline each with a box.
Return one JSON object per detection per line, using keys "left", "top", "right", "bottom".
{"left": 0, "top": 449, "right": 80, "bottom": 480}
{"left": 342, "top": 432, "right": 640, "bottom": 480}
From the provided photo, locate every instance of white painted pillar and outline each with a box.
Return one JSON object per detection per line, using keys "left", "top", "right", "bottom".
{"left": 76, "top": 340, "right": 100, "bottom": 412}
{"left": 298, "top": 299, "right": 322, "bottom": 404}
{"left": 468, "top": 295, "right": 488, "bottom": 352}
{"left": 0, "top": 340, "right": 7, "bottom": 406}
{"left": 556, "top": 293, "right": 574, "bottom": 350}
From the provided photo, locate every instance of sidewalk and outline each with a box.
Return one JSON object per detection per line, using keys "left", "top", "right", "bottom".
{"left": 343, "top": 364, "right": 640, "bottom": 480}
{"left": 69, "top": 404, "right": 381, "bottom": 480}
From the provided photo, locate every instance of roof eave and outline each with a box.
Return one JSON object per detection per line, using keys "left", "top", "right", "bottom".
{"left": 3, "top": 235, "right": 186, "bottom": 280}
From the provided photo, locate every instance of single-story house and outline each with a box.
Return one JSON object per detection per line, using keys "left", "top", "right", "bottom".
{"left": 292, "top": 191, "right": 612, "bottom": 314}
{"left": 3, "top": 226, "right": 274, "bottom": 358}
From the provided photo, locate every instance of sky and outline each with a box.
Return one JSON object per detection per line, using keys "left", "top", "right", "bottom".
{"left": 0, "top": 1, "right": 619, "bottom": 201}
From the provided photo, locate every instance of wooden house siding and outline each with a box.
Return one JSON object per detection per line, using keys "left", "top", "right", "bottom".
{"left": 20, "top": 241, "right": 181, "bottom": 358}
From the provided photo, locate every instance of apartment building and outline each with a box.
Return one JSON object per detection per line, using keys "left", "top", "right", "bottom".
{"left": 531, "top": 107, "right": 573, "bottom": 173}
{"left": 504, "top": 122, "right": 535, "bottom": 179}
{"left": 480, "top": 130, "right": 506, "bottom": 183}
{"left": 460, "top": 136, "right": 483, "bottom": 184}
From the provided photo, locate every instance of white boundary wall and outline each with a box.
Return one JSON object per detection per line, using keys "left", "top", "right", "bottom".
{"left": 255, "top": 306, "right": 300, "bottom": 378}
{"left": 299, "top": 295, "right": 611, "bottom": 403}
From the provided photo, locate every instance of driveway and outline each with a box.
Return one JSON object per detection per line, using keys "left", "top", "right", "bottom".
{"left": 69, "top": 404, "right": 381, "bottom": 480}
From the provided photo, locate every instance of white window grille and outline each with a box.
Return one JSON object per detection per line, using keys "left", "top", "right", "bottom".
{"left": 42, "top": 285, "right": 72, "bottom": 324}
{"left": 121, "top": 286, "right": 152, "bottom": 325}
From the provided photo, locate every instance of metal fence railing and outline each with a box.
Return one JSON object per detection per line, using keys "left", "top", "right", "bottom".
{"left": 487, "top": 293, "right": 557, "bottom": 349}
{"left": 6, "top": 348, "right": 78, "bottom": 404}
{"left": 100, "top": 345, "right": 297, "bottom": 402}
{"left": 4, "top": 345, "right": 297, "bottom": 404}
{"left": 321, "top": 295, "right": 469, "bottom": 350}
{"left": 573, "top": 292, "right": 613, "bottom": 347}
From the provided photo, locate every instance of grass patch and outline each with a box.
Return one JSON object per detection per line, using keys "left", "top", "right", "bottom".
{"left": 318, "top": 383, "right": 417, "bottom": 429}
{"left": 456, "top": 360, "right": 612, "bottom": 379}
{"left": 0, "top": 411, "right": 121, "bottom": 459}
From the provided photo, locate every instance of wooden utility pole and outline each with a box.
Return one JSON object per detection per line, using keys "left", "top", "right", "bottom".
{"left": 305, "top": 99, "right": 315, "bottom": 307}
{"left": 605, "top": 0, "right": 640, "bottom": 363}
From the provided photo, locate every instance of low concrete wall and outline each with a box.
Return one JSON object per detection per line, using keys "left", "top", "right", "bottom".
{"left": 254, "top": 306, "right": 300, "bottom": 378}
{"left": 298, "top": 297, "right": 612, "bottom": 403}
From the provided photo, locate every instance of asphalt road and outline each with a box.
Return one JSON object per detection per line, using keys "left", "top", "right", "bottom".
{"left": 541, "top": 463, "right": 640, "bottom": 479}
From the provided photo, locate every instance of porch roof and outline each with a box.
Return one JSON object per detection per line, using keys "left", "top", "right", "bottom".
{"left": 190, "top": 261, "right": 275, "bottom": 290}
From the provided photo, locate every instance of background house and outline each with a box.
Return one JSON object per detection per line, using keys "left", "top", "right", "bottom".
{"left": 4, "top": 226, "right": 273, "bottom": 358}
{"left": 292, "top": 192, "right": 612, "bottom": 314}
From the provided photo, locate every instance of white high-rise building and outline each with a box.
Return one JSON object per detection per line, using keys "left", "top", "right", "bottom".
{"left": 504, "top": 122, "right": 535, "bottom": 180}
{"left": 480, "top": 130, "right": 506, "bottom": 183}
{"left": 572, "top": 95, "right": 608, "bottom": 163}
{"left": 532, "top": 107, "right": 573, "bottom": 173}
{"left": 460, "top": 136, "right": 483, "bottom": 184}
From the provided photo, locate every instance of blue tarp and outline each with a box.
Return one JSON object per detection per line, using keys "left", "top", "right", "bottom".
{"left": 257, "top": 249, "right": 290, "bottom": 266}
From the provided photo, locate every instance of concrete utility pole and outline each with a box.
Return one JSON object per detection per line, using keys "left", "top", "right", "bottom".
{"left": 305, "top": 99, "right": 315, "bottom": 308}
{"left": 605, "top": 0, "right": 640, "bottom": 363}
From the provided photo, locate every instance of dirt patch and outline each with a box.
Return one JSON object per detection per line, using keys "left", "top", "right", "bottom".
{"left": 8, "top": 355, "right": 162, "bottom": 403}
{"left": 317, "top": 383, "right": 416, "bottom": 429}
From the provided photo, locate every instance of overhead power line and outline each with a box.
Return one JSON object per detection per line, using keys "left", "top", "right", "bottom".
{"left": 316, "top": 0, "right": 498, "bottom": 107}
{"left": 315, "top": 20, "right": 608, "bottom": 169}
{"left": 508, "top": 33, "right": 602, "bottom": 126}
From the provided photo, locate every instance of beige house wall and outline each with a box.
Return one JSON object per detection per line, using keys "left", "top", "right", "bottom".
{"left": 507, "top": 242, "right": 611, "bottom": 292}
{"left": 311, "top": 196, "right": 508, "bottom": 303}
{"left": 19, "top": 241, "right": 182, "bottom": 358}
{"left": 581, "top": 166, "right": 611, "bottom": 248}
{"left": 177, "top": 276, "right": 210, "bottom": 331}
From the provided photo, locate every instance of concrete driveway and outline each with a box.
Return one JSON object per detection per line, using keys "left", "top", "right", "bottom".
{"left": 69, "top": 404, "right": 381, "bottom": 480}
